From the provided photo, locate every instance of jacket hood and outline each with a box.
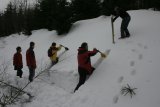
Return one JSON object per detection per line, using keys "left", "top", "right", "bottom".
{"left": 78, "top": 47, "right": 87, "bottom": 54}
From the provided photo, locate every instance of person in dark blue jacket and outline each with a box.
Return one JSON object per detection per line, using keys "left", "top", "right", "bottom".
{"left": 112, "top": 6, "right": 131, "bottom": 39}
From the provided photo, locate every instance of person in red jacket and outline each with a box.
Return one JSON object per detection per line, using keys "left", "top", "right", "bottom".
{"left": 26, "top": 42, "right": 36, "bottom": 82}
{"left": 74, "top": 42, "right": 98, "bottom": 92}
{"left": 13, "top": 46, "right": 23, "bottom": 78}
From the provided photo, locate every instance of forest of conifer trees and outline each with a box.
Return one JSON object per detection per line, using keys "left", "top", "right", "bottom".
{"left": 0, "top": 0, "right": 159, "bottom": 37}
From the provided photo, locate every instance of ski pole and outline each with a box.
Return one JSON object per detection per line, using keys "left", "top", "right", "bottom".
{"left": 60, "top": 44, "right": 69, "bottom": 51}
{"left": 111, "top": 15, "right": 115, "bottom": 44}
{"left": 97, "top": 50, "right": 106, "bottom": 58}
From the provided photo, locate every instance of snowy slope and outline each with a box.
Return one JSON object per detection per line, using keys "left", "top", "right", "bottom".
{"left": 0, "top": 10, "right": 160, "bottom": 107}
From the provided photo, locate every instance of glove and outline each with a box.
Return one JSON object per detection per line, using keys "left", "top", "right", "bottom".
{"left": 93, "top": 48, "right": 99, "bottom": 53}
{"left": 93, "top": 48, "right": 98, "bottom": 51}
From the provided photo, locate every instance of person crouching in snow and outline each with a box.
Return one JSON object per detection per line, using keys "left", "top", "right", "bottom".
{"left": 74, "top": 42, "right": 98, "bottom": 92}
{"left": 48, "top": 42, "right": 62, "bottom": 65}
{"left": 13, "top": 46, "right": 23, "bottom": 78}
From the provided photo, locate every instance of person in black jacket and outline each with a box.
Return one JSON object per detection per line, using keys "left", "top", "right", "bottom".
{"left": 112, "top": 6, "right": 131, "bottom": 39}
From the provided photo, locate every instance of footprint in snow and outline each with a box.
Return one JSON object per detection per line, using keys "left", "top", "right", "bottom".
{"left": 81, "top": 96, "right": 88, "bottom": 103}
{"left": 131, "top": 69, "right": 136, "bottom": 76}
{"left": 118, "top": 76, "right": 124, "bottom": 83}
{"left": 113, "top": 95, "right": 119, "bottom": 104}
{"left": 138, "top": 43, "right": 148, "bottom": 50}
{"left": 138, "top": 54, "right": 143, "bottom": 60}
{"left": 130, "top": 61, "right": 135, "bottom": 67}
{"left": 131, "top": 49, "right": 136, "bottom": 52}
{"left": 144, "top": 45, "right": 148, "bottom": 49}
{"left": 138, "top": 43, "right": 143, "bottom": 48}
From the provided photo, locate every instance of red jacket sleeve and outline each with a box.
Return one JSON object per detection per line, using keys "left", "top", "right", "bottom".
{"left": 87, "top": 49, "right": 98, "bottom": 56}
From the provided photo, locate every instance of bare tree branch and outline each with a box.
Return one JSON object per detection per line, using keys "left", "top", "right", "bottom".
{"left": 0, "top": 80, "right": 32, "bottom": 97}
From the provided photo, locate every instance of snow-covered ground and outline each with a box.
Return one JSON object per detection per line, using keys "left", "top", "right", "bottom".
{"left": 0, "top": 10, "right": 160, "bottom": 107}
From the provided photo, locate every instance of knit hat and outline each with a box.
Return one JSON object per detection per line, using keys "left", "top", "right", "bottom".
{"left": 16, "top": 46, "right": 21, "bottom": 51}
{"left": 30, "top": 42, "right": 35, "bottom": 47}
{"left": 81, "top": 42, "right": 88, "bottom": 48}
{"left": 52, "top": 42, "right": 56, "bottom": 46}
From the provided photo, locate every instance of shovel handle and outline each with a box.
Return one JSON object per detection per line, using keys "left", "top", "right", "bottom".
{"left": 97, "top": 50, "right": 106, "bottom": 58}
{"left": 60, "top": 44, "right": 69, "bottom": 51}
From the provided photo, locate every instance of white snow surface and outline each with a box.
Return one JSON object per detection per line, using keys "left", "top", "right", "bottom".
{"left": 0, "top": 10, "right": 160, "bottom": 107}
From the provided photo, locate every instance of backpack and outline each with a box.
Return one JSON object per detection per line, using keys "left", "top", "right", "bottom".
{"left": 48, "top": 48, "right": 52, "bottom": 57}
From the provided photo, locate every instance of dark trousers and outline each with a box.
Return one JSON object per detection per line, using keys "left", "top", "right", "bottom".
{"left": 52, "top": 57, "right": 59, "bottom": 65}
{"left": 121, "top": 16, "right": 131, "bottom": 37}
{"left": 29, "top": 68, "right": 35, "bottom": 82}
{"left": 74, "top": 67, "right": 88, "bottom": 92}
{"left": 17, "top": 68, "right": 23, "bottom": 78}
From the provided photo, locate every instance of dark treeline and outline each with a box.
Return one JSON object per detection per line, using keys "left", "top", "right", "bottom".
{"left": 0, "top": 0, "right": 160, "bottom": 37}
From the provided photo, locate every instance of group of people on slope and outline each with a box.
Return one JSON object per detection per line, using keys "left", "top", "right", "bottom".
{"left": 13, "top": 41, "right": 99, "bottom": 92}
{"left": 74, "top": 7, "right": 132, "bottom": 92}
{"left": 13, "top": 42, "right": 62, "bottom": 82}
{"left": 13, "top": 6, "right": 131, "bottom": 92}
{"left": 13, "top": 42, "right": 36, "bottom": 81}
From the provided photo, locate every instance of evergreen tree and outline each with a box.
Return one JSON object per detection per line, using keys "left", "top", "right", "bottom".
{"left": 152, "top": 0, "right": 160, "bottom": 10}
{"left": 115, "top": 0, "right": 132, "bottom": 10}
{"left": 39, "top": 0, "right": 72, "bottom": 35}
{"left": 0, "top": 0, "right": 160, "bottom": 37}
{"left": 3, "top": 2, "right": 21, "bottom": 36}
{"left": 55, "top": 0, "right": 72, "bottom": 35}
{"left": 17, "top": 4, "right": 24, "bottom": 35}
{"left": 71, "top": 0, "right": 101, "bottom": 21}
{"left": 40, "top": 0, "right": 58, "bottom": 30}
{"left": 101, "top": 0, "right": 115, "bottom": 16}
{"left": 4, "top": 2, "right": 14, "bottom": 35}
{"left": 23, "top": 7, "right": 35, "bottom": 35}
{"left": 32, "top": 3, "right": 43, "bottom": 29}
{"left": 0, "top": 13, "right": 4, "bottom": 37}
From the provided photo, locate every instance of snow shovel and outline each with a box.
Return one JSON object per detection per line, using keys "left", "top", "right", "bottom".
{"left": 111, "top": 15, "right": 115, "bottom": 44}
{"left": 60, "top": 44, "right": 69, "bottom": 51}
{"left": 97, "top": 50, "right": 106, "bottom": 58}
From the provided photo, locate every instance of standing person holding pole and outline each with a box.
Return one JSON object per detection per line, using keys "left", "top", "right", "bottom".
{"left": 112, "top": 6, "right": 131, "bottom": 39}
